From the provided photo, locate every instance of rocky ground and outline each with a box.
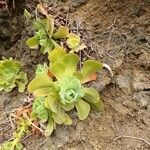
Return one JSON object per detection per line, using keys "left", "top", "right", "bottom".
{"left": 0, "top": 0, "right": 150, "bottom": 150}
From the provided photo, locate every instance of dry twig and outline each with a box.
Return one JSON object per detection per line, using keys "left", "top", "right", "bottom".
{"left": 113, "top": 135, "right": 150, "bottom": 146}
{"left": 24, "top": 114, "right": 45, "bottom": 136}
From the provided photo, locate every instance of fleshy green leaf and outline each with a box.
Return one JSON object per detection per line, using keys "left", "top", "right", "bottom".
{"left": 61, "top": 103, "right": 74, "bottom": 111}
{"left": 83, "top": 88, "right": 103, "bottom": 111}
{"left": 83, "top": 88, "right": 100, "bottom": 103}
{"left": 67, "top": 33, "right": 80, "bottom": 49}
{"left": 75, "top": 99, "right": 90, "bottom": 120}
{"left": 51, "top": 39, "right": 61, "bottom": 48}
{"left": 52, "top": 113, "right": 65, "bottom": 125}
{"left": 52, "top": 26, "right": 69, "bottom": 39}
{"left": 16, "top": 82, "right": 26, "bottom": 93}
{"left": 92, "top": 101, "right": 103, "bottom": 111}
{"left": 33, "top": 19, "right": 45, "bottom": 30}
{"left": 0, "top": 58, "right": 21, "bottom": 75}
{"left": 0, "top": 58, "right": 27, "bottom": 92}
{"left": 62, "top": 53, "right": 79, "bottom": 74}
{"left": 33, "top": 87, "right": 52, "bottom": 97}
{"left": 64, "top": 114, "right": 72, "bottom": 125}
{"left": 45, "top": 16, "right": 54, "bottom": 34}
{"left": 26, "top": 36, "right": 39, "bottom": 49}
{"left": 45, "top": 118, "right": 55, "bottom": 136}
{"left": 35, "top": 63, "right": 49, "bottom": 76}
{"left": 34, "top": 16, "right": 54, "bottom": 34}
{"left": 48, "top": 47, "right": 66, "bottom": 65}
{"left": 28, "top": 75, "right": 54, "bottom": 95}
{"left": 45, "top": 94, "right": 59, "bottom": 113}
{"left": 24, "top": 9, "right": 31, "bottom": 21}
{"left": 16, "top": 71, "right": 28, "bottom": 93}
{"left": 50, "top": 63, "right": 65, "bottom": 79}
{"left": 73, "top": 71, "right": 84, "bottom": 81}
{"left": 81, "top": 73, "right": 97, "bottom": 83}
{"left": 81, "top": 60, "right": 103, "bottom": 81}
{"left": 46, "top": 15, "right": 54, "bottom": 36}
{"left": 16, "top": 71, "right": 28, "bottom": 81}
{"left": 3, "top": 83, "right": 16, "bottom": 92}
{"left": 52, "top": 108, "right": 71, "bottom": 125}
{"left": 31, "top": 17, "right": 55, "bottom": 54}
{"left": 40, "top": 39, "right": 54, "bottom": 54}
{"left": 15, "top": 142, "right": 23, "bottom": 150}
{"left": 30, "top": 111, "right": 37, "bottom": 121}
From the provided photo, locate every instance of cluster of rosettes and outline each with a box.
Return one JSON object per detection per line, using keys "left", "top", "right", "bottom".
{"left": 28, "top": 47, "right": 103, "bottom": 136}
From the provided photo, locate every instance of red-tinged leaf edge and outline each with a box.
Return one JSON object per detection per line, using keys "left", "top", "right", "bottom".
{"left": 47, "top": 70, "right": 55, "bottom": 78}
{"left": 82, "top": 73, "right": 98, "bottom": 83}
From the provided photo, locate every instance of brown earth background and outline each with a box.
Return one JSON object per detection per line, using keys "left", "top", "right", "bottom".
{"left": 0, "top": 0, "right": 150, "bottom": 150}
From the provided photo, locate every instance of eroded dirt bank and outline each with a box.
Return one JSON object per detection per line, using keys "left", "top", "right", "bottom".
{"left": 0, "top": 0, "right": 150, "bottom": 150}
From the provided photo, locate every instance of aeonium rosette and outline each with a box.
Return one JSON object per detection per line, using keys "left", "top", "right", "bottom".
{"left": 0, "top": 58, "right": 28, "bottom": 92}
{"left": 57, "top": 75, "right": 85, "bottom": 105}
{"left": 28, "top": 47, "right": 103, "bottom": 122}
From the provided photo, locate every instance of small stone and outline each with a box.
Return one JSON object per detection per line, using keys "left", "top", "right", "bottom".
{"left": 133, "top": 91, "right": 150, "bottom": 108}
{"left": 133, "top": 70, "right": 150, "bottom": 91}
{"left": 139, "top": 51, "right": 150, "bottom": 68}
{"left": 115, "top": 75, "right": 132, "bottom": 93}
{"left": 71, "top": 0, "right": 88, "bottom": 8}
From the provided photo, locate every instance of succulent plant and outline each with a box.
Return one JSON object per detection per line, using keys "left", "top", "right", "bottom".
{"left": 0, "top": 118, "right": 30, "bottom": 150}
{"left": 28, "top": 47, "right": 103, "bottom": 130}
{"left": 66, "top": 33, "right": 80, "bottom": 49}
{"left": 26, "top": 16, "right": 70, "bottom": 54}
{"left": 0, "top": 58, "right": 28, "bottom": 92}
{"left": 0, "top": 4, "right": 109, "bottom": 150}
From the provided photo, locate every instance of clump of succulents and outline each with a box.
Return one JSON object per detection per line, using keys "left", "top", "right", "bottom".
{"left": 0, "top": 4, "right": 109, "bottom": 150}
{"left": 26, "top": 15, "right": 70, "bottom": 54}
{"left": 0, "top": 58, "right": 28, "bottom": 92}
{"left": 28, "top": 47, "right": 103, "bottom": 135}
{"left": 26, "top": 13, "right": 83, "bottom": 54}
